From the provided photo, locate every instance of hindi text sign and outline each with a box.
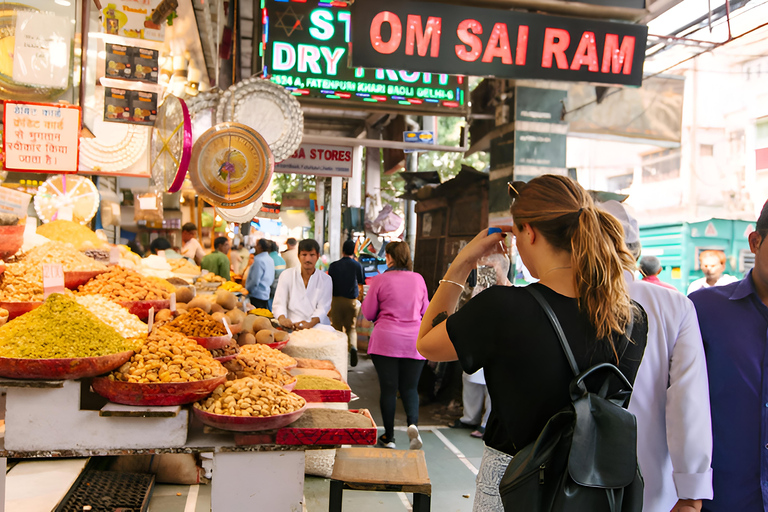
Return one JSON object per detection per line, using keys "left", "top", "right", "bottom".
{"left": 3, "top": 102, "right": 81, "bottom": 173}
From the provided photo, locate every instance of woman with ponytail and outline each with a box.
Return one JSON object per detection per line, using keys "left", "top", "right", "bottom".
{"left": 417, "top": 174, "right": 648, "bottom": 511}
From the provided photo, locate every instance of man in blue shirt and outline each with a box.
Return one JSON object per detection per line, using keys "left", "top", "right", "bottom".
{"left": 268, "top": 240, "right": 286, "bottom": 310}
{"left": 245, "top": 238, "right": 275, "bottom": 309}
{"left": 690, "top": 199, "right": 768, "bottom": 512}
{"left": 328, "top": 240, "right": 365, "bottom": 367}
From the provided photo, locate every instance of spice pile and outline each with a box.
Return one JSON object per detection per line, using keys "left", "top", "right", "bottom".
{"left": 0, "top": 294, "right": 139, "bottom": 358}
{"left": 77, "top": 267, "right": 170, "bottom": 301}
{"left": 75, "top": 295, "right": 147, "bottom": 338}
{"left": 36, "top": 220, "right": 108, "bottom": 250}
{"left": 164, "top": 307, "right": 227, "bottom": 337}
{"left": 195, "top": 376, "right": 305, "bottom": 417}
{"left": 169, "top": 258, "right": 201, "bottom": 275}
{"left": 107, "top": 328, "right": 225, "bottom": 383}
{"left": 287, "top": 409, "right": 371, "bottom": 429}
{"left": 294, "top": 374, "right": 349, "bottom": 391}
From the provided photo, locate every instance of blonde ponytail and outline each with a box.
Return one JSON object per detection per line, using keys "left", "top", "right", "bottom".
{"left": 509, "top": 175, "right": 635, "bottom": 348}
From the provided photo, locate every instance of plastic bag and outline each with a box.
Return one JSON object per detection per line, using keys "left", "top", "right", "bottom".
{"left": 133, "top": 188, "right": 163, "bottom": 222}
{"left": 474, "top": 232, "right": 511, "bottom": 295}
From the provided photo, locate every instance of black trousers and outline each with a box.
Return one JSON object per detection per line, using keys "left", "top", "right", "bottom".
{"left": 370, "top": 354, "right": 426, "bottom": 440}
{"left": 249, "top": 297, "right": 269, "bottom": 309}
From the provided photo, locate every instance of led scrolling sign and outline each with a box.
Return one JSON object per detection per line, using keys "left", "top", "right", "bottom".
{"left": 262, "top": 0, "right": 468, "bottom": 113}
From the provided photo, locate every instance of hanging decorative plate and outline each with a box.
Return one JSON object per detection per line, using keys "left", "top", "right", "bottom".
{"left": 187, "top": 89, "right": 222, "bottom": 143}
{"left": 215, "top": 198, "right": 263, "bottom": 223}
{"left": 189, "top": 122, "right": 274, "bottom": 208}
{"left": 150, "top": 94, "right": 192, "bottom": 193}
{"left": 216, "top": 78, "right": 303, "bottom": 162}
{"left": 79, "top": 120, "right": 148, "bottom": 175}
{"left": 34, "top": 175, "right": 100, "bottom": 225}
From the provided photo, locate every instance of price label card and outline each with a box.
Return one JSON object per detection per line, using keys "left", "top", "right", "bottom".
{"left": 42, "top": 263, "right": 65, "bottom": 298}
{"left": 147, "top": 307, "right": 155, "bottom": 333}
{"left": 170, "top": 292, "right": 176, "bottom": 313}
{"left": 222, "top": 317, "right": 233, "bottom": 338}
{"left": 138, "top": 196, "right": 156, "bottom": 210}
{"left": 109, "top": 246, "right": 120, "bottom": 265}
{"left": 58, "top": 206, "right": 74, "bottom": 221}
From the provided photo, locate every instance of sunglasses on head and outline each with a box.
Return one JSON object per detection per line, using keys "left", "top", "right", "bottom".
{"left": 507, "top": 181, "right": 526, "bottom": 200}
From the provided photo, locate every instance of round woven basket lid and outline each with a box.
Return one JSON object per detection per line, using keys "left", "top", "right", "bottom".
{"left": 189, "top": 122, "right": 274, "bottom": 208}
{"left": 34, "top": 175, "right": 99, "bottom": 224}
{"left": 150, "top": 94, "right": 192, "bottom": 193}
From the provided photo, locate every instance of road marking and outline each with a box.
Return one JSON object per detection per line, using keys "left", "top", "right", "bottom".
{"left": 184, "top": 484, "right": 199, "bottom": 512}
{"left": 397, "top": 491, "right": 413, "bottom": 511}
{"left": 430, "top": 427, "right": 479, "bottom": 476}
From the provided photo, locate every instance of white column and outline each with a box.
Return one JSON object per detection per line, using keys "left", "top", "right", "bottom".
{"left": 315, "top": 177, "right": 325, "bottom": 251}
{"left": 329, "top": 176, "right": 343, "bottom": 261}
{"left": 348, "top": 145, "right": 363, "bottom": 208}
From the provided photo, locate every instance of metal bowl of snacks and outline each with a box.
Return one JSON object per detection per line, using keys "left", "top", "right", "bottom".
{"left": 0, "top": 301, "right": 43, "bottom": 320}
{"left": 283, "top": 378, "right": 297, "bottom": 392}
{"left": 64, "top": 270, "right": 108, "bottom": 289}
{"left": 0, "top": 350, "right": 134, "bottom": 380}
{"left": 192, "top": 402, "right": 307, "bottom": 432}
{"left": 118, "top": 299, "right": 171, "bottom": 320}
{"left": 0, "top": 225, "right": 24, "bottom": 260}
{"left": 92, "top": 373, "right": 227, "bottom": 406}
{"left": 190, "top": 334, "right": 233, "bottom": 351}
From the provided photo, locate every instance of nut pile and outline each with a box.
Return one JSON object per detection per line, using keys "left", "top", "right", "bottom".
{"left": 223, "top": 353, "right": 296, "bottom": 386}
{"left": 77, "top": 267, "right": 171, "bottom": 301}
{"left": 164, "top": 308, "right": 227, "bottom": 337}
{"left": 169, "top": 259, "right": 200, "bottom": 275}
{"left": 75, "top": 295, "right": 147, "bottom": 339}
{"left": 195, "top": 376, "right": 306, "bottom": 417}
{"left": 36, "top": 220, "right": 108, "bottom": 250}
{"left": 239, "top": 344, "right": 297, "bottom": 368}
{"left": 108, "top": 328, "right": 225, "bottom": 383}
{"left": 24, "top": 242, "right": 108, "bottom": 272}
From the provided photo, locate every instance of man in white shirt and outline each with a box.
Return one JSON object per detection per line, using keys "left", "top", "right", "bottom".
{"left": 273, "top": 238, "right": 332, "bottom": 330}
{"left": 686, "top": 250, "right": 738, "bottom": 295}
{"left": 601, "top": 200, "right": 713, "bottom": 512}
{"left": 180, "top": 223, "right": 205, "bottom": 265}
{"left": 281, "top": 238, "right": 300, "bottom": 270}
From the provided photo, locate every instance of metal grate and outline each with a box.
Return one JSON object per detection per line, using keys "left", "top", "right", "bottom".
{"left": 55, "top": 470, "right": 155, "bottom": 512}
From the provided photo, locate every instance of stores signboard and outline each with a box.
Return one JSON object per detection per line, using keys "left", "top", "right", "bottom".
{"left": 350, "top": 0, "right": 647, "bottom": 87}
{"left": 275, "top": 144, "right": 354, "bottom": 178}
{"left": 263, "top": 0, "right": 467, "bottom": 113}
{"left": 3, "top": 101, "right": 81, "bottom": 173}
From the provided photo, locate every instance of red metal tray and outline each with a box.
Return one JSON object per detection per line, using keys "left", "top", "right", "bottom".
{"left": 0, "top": 350, "right": 134, "bottom": 380}
{"left": 92, "top": 373, "right": 226, "bottom": 406}
{"left": 118, "top": 300, "right": 171, "bottom": 320}
{"left": 193, "top": 402, "right": 308, "bottom": 432}
{"left": 275, "top": 409, "right": 377, "bottom": 446}
{"left": 266, "top": 340, "right": 288, "bottom": 351}
{"left": 293, "top": 389, "right": 351, "bottom": 403}
{"left": 190, "top": 334, "right": 232, "bottom": 350}
{"left": 65, "top": 270, "right": 107, "bottom": 289}
{"left": 0, "top": 301, "right": 42, "bottom": 320}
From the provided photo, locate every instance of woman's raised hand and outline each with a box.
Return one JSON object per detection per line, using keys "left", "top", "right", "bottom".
{"left": 444, "top": 226, "right": 514, "bottom": 282}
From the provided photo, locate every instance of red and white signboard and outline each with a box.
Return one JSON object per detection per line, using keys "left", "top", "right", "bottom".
{"left": 3, "top": 101, "right": 81, "bottom": 173}
{"left": 275, "top": 144, "right": 354, "bottom": 178}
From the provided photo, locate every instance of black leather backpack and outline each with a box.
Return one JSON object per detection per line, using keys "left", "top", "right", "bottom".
{"left": 499, "top": 286, "right": 643, "bottom": 512}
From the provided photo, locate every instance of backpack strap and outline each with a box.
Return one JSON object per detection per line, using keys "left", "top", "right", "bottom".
{"left": 527, "top": 286, "right": 580, "bottom": 378}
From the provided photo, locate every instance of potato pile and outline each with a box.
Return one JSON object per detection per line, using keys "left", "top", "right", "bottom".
{"left": 77, "top": 267, "right": 170, "bottom": 301}
{"left": 164, "top": 307, "right": 227, "bottom": 337}
{"left": 108, "top": 328, "right": 225, "bottom": 383}
{"left": 174, "top": 290, "right": 247, "bottom": 331}
{"left": 194, "top": 376, "right": 305, "bottom": 417}
{"left": 237, "top": 314, "right": 289, "bottom": 346}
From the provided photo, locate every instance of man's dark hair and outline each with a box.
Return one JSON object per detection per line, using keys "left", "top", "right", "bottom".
{"left": 182, "top": 222, "right": 198, "bottom": 233}
{"left": 149, "top": 237, "right": 172, "bottom": 254}
{"left": 269, "top": 240, "right": 279, "bottom": 253}
{"left": 286, "top": 237, "right": 297, "bottom": 247}
{"left": 298, "top": 238, "right": 320, "bottom": 255}
{"left": 639, "top": 255, "right": 662, "bottom": 277}
{"left": 214, "top": 236, "right": 229, "bottom": 251}
{"left": 127, "top": 240, "right": 144, "bottom": 257}
{"left": 256, "top": 238, "right": 271, "bottom": 252}
{"left": 757, "top": 200, "right": 768, "bottom": 238}
{"left": 342, "top": 240, "right": 356, "bottom": 256}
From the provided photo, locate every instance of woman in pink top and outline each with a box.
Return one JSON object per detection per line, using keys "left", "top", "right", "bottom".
{"left": 362, "top": 241, "right": 429, "bottom": 450}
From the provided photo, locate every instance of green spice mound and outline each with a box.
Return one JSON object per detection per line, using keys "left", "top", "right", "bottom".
{"left": 0, "top": 294, "right": 137, "bottom": 359}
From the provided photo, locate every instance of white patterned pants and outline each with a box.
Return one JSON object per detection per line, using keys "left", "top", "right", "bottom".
{"left": 474, "top": 444, "right": 513, "bottom": 512}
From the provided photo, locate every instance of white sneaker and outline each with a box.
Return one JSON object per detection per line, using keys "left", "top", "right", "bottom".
{"left": 407, "top": 424, "right": 423, "bottom": 450}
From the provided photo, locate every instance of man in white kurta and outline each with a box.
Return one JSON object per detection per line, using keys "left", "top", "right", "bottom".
{"left": 602, "top": 201, "right": 713, "bottom": 512}
{"left": 273, "top": 239, "right": 332, "bottom": 330}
